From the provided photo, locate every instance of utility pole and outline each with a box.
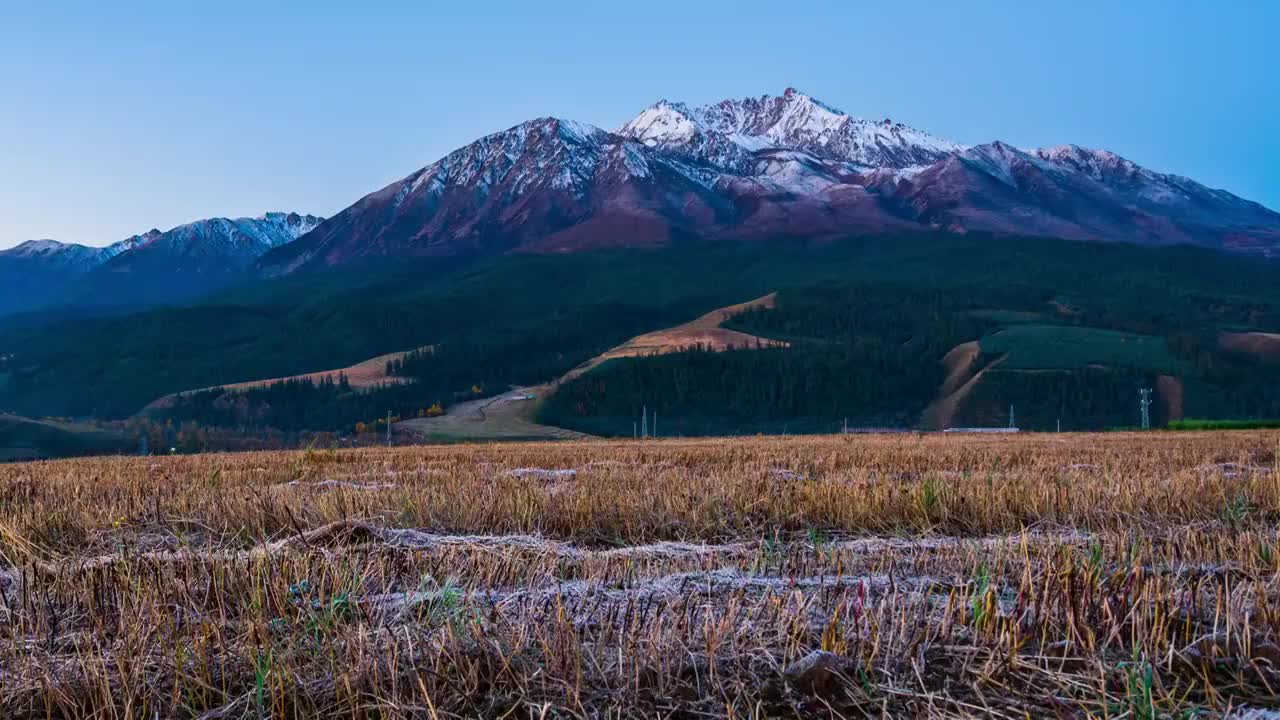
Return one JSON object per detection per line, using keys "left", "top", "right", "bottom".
{"left": 1139, "top": 388, "right": 1152, "bottom": 430}
{"left": 386, "top": 410, "right": 393, "bottom": 445}
{"left": 653, "top": 410, "right": 658, "bottom": 438}
{"left": 1008, "top": 404, "right": 1016, "bottom": 430}
{"left": 641, "top": 405, "right": 648, "bottom": 438}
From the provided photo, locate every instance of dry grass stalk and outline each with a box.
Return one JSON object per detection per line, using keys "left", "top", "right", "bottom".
{"left": 0, "top": 431, "right": 1276, "bottom": 717}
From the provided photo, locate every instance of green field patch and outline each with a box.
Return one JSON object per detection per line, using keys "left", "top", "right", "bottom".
{"left": 980, "top": 324, "right": 1189, "bottom": 373}
{"left": 1168, "top": 418, "right": 1280, "bottom": 430}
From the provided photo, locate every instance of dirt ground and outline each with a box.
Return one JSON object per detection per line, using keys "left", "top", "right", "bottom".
{"left": 398, "top": 387, "right": 589, "bottom": 441}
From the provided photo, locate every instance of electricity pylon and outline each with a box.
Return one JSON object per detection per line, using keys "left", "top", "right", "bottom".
{"left": 1139, "top": 388, "right": 1152, "bottom": 430}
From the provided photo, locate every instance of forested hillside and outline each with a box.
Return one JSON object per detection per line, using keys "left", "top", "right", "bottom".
{"left": 538, "top": 240, "right": 1280, "bottom": 435}
{"left": 5, "top": 233, "right": 1280, "bottom": 438}
{"left": 539, "top": 284, "right": 992, "bottom": 435}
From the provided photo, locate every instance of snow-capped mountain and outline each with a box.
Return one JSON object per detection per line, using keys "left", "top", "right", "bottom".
{"left": 258, "top": 89, "right": 1280, "bottom": 276}
{"left": 869, "top": 141, "right": 1280, "bottom": 252}
{"left": 259, "top": 118, "right": 727, "bottom": 273}
{"left": 0, "top": 241, "right": 111, "bottom": 317}
{"left": 619, "top": 88, "right": 963, "bottom": 172}
{"left": 0, "top": 212, "right": 322, "bottom": 315}
{"left": 76, "top": 212, "right": 324, "bottom": 308}
{"left": 100, "top": 212, "right": 322, "bottom": 272}
{"left": 1, "top": 239, "right": 106, "bottom": 271}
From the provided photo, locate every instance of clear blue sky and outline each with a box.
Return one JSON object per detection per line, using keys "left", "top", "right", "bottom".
{"left": 2, "top": 1, "right": 1276, "bottom": 248}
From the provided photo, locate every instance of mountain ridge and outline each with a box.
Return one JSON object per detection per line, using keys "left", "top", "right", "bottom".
{"left": 0, "top": 212, "right": 322, "bottom": 316}
{"left": 257, "top": 88, "right": 1280, "bottom": 276}
{"left": 7, "top": 88, "right": 1279, "bottom": 317}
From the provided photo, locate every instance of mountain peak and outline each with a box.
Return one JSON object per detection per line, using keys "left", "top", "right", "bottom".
{"left": 12, "top": 213, "right": 323, "bottom": 275}
{"left": 619, "top": 102, "right": 700, "bottom": 146}
{"left": 1034, "top": 144, "right": 1142, "bottom": 179}
{"left": 1, "top": 239, "right": 109, "bottom": 273}
{"left": 4, "top": 239, "right": 83, "bottom": 256}
{"left": 620, "top": 88, "right": 961, "bottom": 170}
{"left": 511, "top": 117, "right": 607, "bottom": 145}
{"left": 776, "top": 86, "right": 845, "bottom": 116}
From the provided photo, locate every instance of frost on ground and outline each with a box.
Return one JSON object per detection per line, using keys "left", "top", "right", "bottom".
{"left": 2, "top": 432, "right": 1279, "bottom": 717}
{"left": 506, "top": 467, "right": 578, "bottom": 480}
{"left": 15, "top": 520, "right": 1093, "bottom": 575}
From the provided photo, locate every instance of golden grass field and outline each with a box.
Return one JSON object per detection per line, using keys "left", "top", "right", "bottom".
{"left": 1, "top": 431, "right": 1278, "bottom": 717}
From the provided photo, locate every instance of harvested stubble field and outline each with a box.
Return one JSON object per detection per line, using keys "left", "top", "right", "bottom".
{"left": 1, "top": 433, "right": 1279, "bottom": 718}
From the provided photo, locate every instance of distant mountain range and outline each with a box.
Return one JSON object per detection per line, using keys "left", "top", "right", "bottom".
{"left": 6, "top": 89, "right": 1279, "bottom": 315}
{"left": 257, "top": 88, "right": 1280, "bottom": 275}
{"left": 0, "top": 212, "right": 321, "bottom": 315}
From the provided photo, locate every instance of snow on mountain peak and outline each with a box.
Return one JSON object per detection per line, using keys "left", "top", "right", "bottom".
{"left": 4, "top": 239, "right": 80, "bottom": 256}
{"left": 256, "top": 212, "right": 324, "bottom": 241}
{"left": 1, "top": 239, "right": 106, "bottom": 272}
{"left": 38, "top": 213, "right": 326, "bottom": 274}
{"left": 404, "top": 117, "right": 618, "bottom": 201}
{"left": 1033, "top": 144, "right": 1144, "bottom": 182}
{"left": 619, "top": 101, "right": 699, "bottom": 146}
{"left": 143, "top": 213, "right": 324, "bottom": 256}
{"left": 619, "top": 89, "right": 964, "bottom": 171}
{"left": 763, "top": 88, "right": 849, "bottom": 136}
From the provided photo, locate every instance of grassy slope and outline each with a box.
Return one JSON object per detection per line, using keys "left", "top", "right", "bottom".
{"left": 979, "top": 324, "right": 1189, "bottom": 373}
{"left": 551, "top": 293, "right": 784, "bottom": 383}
